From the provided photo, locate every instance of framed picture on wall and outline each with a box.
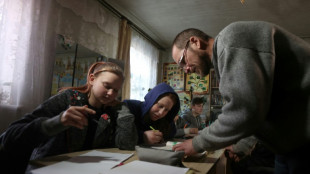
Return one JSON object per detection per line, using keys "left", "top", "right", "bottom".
{"left": 73, "top": 56, "right": 98, "bottom": 87}
{"left": 185, "top": 73, "right": 209, "bottom": 94}
{"left": 51, "top": 53, "right": 75, "bottom": 95}
{"left": 177, "top": 91, "right": 191, "bottom": 113}
{"left": 162, "top": 62, "right": 184, "bottom": 91}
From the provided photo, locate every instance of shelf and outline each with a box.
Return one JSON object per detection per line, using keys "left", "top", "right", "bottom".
{"left": 211, "top": 105, "right": 222, "bottom": 107}
{"left": 209, "top": 68, "right": 223, "bottom": 123}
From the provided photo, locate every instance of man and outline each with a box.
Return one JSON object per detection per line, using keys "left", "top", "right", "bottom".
{"left": 181, "top": 97, "right": 205, "bottom": 130}
{"left": 171, "top": 21, "right": 310, "bottom": 174}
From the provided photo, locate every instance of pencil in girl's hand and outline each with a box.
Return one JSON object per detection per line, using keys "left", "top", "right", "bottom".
{"left": 149, "top": 126, "right": 156, "bottom": 131}
{"left": 184, "top": 123, "right": 188, "bottom": 128}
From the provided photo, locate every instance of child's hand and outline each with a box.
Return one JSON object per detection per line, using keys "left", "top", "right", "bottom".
{"left": 61, "top": 105, "right": 96, "bottom": 129}
{"left": 143, "top": 130, "right": 163, "bottom": 144}
{"left": 189, "top": 128, "right": 198, "bottom": 134}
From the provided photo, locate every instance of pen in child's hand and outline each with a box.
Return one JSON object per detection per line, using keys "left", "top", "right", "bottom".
{"left": 150, "top": 126, "right": 156, "bottom": 131}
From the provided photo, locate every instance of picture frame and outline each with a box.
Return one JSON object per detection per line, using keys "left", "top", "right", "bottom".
{"left": 162, "top": 63, "right": 185, "bottom": 91}
{"left": 185, "top": 73, "right": 209, "bottom": 94}
{"left": 176, "top": 91, "right": 191, "bottom": 113}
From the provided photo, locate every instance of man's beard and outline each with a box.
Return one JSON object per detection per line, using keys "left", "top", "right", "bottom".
{"left": 198, "top": 51, "right": 212, "bottom": 76}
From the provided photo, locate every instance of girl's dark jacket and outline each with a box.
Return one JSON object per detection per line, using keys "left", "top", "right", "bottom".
{"left": 0, "top": 89, "right": 137, "bottom": 174}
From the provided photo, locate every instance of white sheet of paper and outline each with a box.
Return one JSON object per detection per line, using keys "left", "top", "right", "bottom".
{"left": 106, "top": 160, "right": 189, "bottom": 174}
{"left": 31, "top": 150, "right": 133, "bottom": 174}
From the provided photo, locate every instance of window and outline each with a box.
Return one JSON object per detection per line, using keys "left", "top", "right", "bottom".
{"left": 0, "top": 0, "right": 24, "bottom": 105}
{"left": 130, "top": 30, "right": 159, "bottom": 100}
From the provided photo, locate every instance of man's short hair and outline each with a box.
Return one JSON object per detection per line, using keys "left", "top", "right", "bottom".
{"left": 172, "top": 28, "right": 212, "bottom": 49}
{"left": 191, "top": 97, "right": 204, "bottom": 106}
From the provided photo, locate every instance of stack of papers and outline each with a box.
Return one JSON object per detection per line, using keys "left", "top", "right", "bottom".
{"left": 31, "top": 150, "right": 133, "bottom": 174}
{"left": 31, "top": 149, "right": 189, "bottom": 174}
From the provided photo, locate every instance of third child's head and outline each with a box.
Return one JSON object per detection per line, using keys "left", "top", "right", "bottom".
{"left": 191, "top": 97, "right": 204, "bottom": 116}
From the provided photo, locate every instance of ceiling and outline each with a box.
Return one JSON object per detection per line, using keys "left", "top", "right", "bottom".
{"left": 104, "top": 0, "right": 310, "bottom": 50}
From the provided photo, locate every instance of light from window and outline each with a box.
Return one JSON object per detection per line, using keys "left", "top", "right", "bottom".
{"left": 129, "top": 47, "right": 158, "bottom": 100}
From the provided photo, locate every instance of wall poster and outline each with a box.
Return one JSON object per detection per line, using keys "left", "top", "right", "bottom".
{"left": 51, "top": 53, "right": 75, "bottom": 95}
{"left": 162, "top": 63, "right": 184, "bottom": 91}
{"left": 185, "top": 73, "right": 209, "bottom": 94}
{"left": 177, "top": 91, "right": 191, "bottom": 114}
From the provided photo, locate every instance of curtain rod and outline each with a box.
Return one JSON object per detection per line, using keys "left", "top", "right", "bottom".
{"left": 98, "top": 0, "right": 165, "bottom": 51}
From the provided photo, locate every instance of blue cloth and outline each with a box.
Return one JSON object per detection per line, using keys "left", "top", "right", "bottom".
{"left": 124, "top": 83, "right": 180, "bottom": 144}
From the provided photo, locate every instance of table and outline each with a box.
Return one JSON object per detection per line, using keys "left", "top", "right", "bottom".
{"left": 29, "top": 148, "right": 228, "bottom": 174}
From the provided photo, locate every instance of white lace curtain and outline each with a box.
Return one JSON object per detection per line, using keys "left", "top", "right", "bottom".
{"left": 0, "top": 0, "right": 57, "bottom": 131}
{"left": 55, "top": 0, "right": 119, "bottom": 58}
{"left": 0, "top": 0, "right": 119, "bottom": 132}
{"left": 130, "top": 29, "right": 159, "bottom": 101}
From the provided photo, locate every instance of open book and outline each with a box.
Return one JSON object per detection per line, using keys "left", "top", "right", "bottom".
{"left": 151, "top": 141, "right": 182, "bottom": 151}
{"left": 151, "top": 141, "right": 207, "bottom": 158}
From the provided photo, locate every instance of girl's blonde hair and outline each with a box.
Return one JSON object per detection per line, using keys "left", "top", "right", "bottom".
{"left": 60, "top": 62, "right": 124, "bottom": 93}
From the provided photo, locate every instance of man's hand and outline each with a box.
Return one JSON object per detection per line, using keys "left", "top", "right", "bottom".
{"left": 172, "top": 139, "right": 197, "bottom": 156}
{"left": 61, "top": 105, "right": 95, "bottom": 129}
{"left": 225, "top": 145, "right": 241, "bottom": 162}
{"left": 143, "top": 130, "right": 163, "bottom": 144}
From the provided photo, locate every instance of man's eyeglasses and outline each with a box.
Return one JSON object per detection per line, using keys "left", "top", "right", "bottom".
{"left": 178, "top": 41, "right": 189, "bottom": 69}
